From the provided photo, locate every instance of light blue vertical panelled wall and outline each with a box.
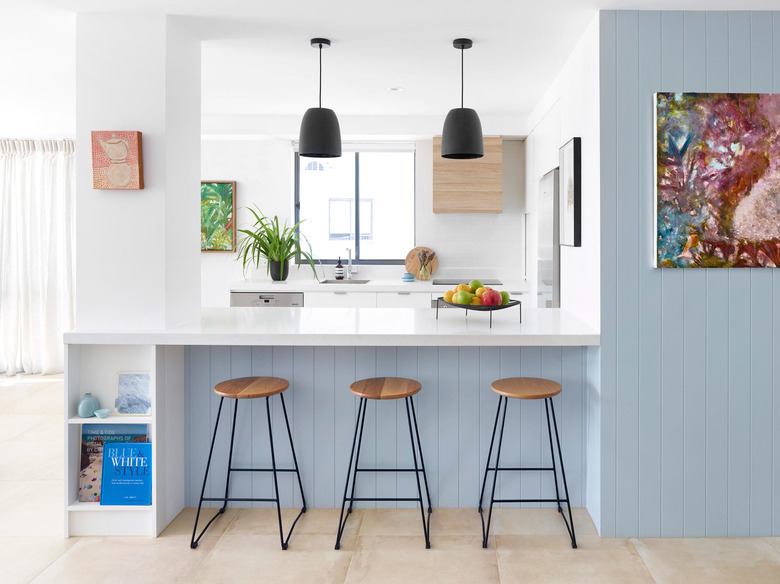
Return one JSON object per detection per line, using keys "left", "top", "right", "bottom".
{"left": 600, "top": 10, "right": 780, "bottom": 537}
{"left": 183, "top": 346, "right": 588, "bottom": 511}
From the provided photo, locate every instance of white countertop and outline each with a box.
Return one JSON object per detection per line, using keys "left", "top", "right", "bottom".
{"left": 64, "top": 306, "right": 599, "bottom": 347}
{"left": 230, "top": 278, "right": 530, "bottom": 294}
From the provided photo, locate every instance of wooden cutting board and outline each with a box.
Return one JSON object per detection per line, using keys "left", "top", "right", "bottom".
{"left": 405, "top": 247, "right": 438, "bottom": 279}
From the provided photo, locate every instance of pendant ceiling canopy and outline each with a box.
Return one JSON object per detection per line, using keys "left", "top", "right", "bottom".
{"left": 441, "top": 38, "right": 484, "bottom": 160}
{"left": 299, "top": 38, "right": 342, "bottom": 158}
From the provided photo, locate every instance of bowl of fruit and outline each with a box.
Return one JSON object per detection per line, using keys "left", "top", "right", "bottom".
{"left": 435, "top": 280, "right": 521, "bottom": 327}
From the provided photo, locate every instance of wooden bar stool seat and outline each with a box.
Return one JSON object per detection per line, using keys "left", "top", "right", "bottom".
{"left": 191, "top": 376, "right": 306, "bottom": 551}
{"left": 490, "top": 377, "right": 561, "bottom": 400}
{"left": 214, "top": 376, "right": 289, "bottom": 399}
{"left": 479, "top": 376, "right": 576, "bottom": 549}
{"left": 336, "top": 377, "right": 432, "bottom": 549}
{"left": 349, "top": 377, "right": 421, "bottom": 400}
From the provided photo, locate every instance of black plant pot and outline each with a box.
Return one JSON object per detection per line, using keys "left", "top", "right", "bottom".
{"left": 269, "top": 260, "right": 290, "bottom": 281}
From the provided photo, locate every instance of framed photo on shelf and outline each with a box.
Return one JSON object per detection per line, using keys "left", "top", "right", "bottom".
{"left": 115, "top": 372, "right": 151, "bottom": 416}
{"left": 201, "top": 180, "right": 236, "bottom": 252}
{"left": 559, "top": 137, "right": 581, "bottom": 247}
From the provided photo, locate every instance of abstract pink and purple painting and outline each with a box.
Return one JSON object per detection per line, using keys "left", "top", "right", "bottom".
{"left": 655, "top": 92, "right": 780, "bottom": 267}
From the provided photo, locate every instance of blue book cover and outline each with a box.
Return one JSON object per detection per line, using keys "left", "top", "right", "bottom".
{"left": 99, "top": 442, "right": 152, "bottom": 506}
{"left": 79, "top": 424, "right": 148, "bottom": 502}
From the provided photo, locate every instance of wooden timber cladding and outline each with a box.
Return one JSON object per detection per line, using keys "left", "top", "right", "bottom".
{"left": 432, "top": 136, "right": 503, "bottom": 213}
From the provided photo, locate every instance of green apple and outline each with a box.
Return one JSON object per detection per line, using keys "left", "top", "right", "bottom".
{"left": 468, "top": 279, "right": 483, "bottom": 293}
{"left": 500, "top": 291, "right": 511, "bottom": 305}
{"left": 455, "top": 290, "right": 475, "bottom": 305}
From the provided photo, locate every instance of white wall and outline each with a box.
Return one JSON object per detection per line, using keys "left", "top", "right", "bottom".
{"left": 200, "top": 139, "right": 295, "bottom": 306}
{"left": 201, "top": 137, "right": 527, "bottom": 305}
{"left": 203, "top": 113, "right": 526, "bottom": 140}
{"left": 524, "top": 16, "right": 600, "bottom": 332}
{"left": 0, "top": 7, "right": 75, "bottom": 138}
{"left": 75, "top": 14, "right": 200, "bottom": 329}
{"left": 524, "top": 15, "right": 601, "bottom": 532}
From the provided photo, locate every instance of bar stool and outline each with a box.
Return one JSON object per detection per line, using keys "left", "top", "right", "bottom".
{"left": 478, "top": 377, "right": 576, "bottom": 549}
{"left": 335, "top": 377, "right": 432, "bottom": 549}
{"left": 190, "top": 376, "right": 306, "bottom": 550}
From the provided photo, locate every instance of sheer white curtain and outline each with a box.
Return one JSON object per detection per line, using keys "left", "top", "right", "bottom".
{"left": 0, "top": 139, "right": 75, "bottom": 374}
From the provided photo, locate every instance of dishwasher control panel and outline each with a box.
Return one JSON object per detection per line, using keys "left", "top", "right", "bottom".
{"left": 230, "top": 292, "right": 304, "bottom": 307}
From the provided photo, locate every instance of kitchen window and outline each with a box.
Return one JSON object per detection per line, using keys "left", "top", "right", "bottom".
{"left": 328, "top": 198, "right": 373, "bottom": 241}
{"left": 295, "top": 146, "right": 415, "bottom": 263}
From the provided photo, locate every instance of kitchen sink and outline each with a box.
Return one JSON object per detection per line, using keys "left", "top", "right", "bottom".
{"left": 319, "top": 279, "right": 371, "bottom": 284}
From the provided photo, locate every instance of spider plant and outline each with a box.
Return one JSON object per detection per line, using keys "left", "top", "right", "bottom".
{"left": 236, "top": 206, "right": 317, "bottom": 279}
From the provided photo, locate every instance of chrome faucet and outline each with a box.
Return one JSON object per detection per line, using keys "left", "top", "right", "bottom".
{"left": 346, "top": 248, "right": 353, "bottom": 280}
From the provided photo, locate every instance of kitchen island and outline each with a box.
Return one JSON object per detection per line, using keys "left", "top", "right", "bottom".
{"left": 63, "top": 307, "right": 599, "bottom": 537}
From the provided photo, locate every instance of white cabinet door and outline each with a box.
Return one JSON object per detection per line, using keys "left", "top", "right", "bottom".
{"left": 376, "top": 292, "right": 432, "bottom": 308}
{"left": 304, "top": 292, "right": 377, "bottom": 308}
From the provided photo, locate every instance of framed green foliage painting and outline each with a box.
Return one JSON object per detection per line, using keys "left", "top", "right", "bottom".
{"left": 201, "top": 181, "right": 236, "bottom": 252}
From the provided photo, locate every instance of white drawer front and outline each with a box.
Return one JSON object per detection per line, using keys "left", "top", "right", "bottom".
{"left": 305, "top": 292, "right": 377, "bottom": 308}
{"left": 376, "top": 292, "right": 432, "bottom": 308}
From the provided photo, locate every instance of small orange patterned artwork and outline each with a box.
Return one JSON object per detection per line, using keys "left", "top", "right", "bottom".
{"left": 91, "top": 131, "right": 144, "bottom": 189}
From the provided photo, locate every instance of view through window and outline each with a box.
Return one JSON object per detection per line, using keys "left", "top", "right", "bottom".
{"left": 295, "top": 149, "right": 415, "bottom": 263}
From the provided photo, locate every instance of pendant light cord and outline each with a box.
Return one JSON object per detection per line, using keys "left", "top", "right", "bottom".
{"left": 319, "top": 43, "right": 323, "bottom": 108}
{"left": 460, "top": 46, "right": 464, "bottom": 108}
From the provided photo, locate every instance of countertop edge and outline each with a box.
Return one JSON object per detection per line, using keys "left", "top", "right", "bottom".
{"left": 64, "top": 332, "right": 600, "bottom": 347}
{"left": 64, "top": 307, "right": 600, "bottom": 347}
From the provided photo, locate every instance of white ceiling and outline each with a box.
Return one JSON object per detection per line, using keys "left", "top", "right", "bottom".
{"left": 7, "top": 0, "right": 780, "bottom": 132}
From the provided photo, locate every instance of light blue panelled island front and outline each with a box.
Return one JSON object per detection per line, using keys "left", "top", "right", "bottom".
{"left": 63, "top": 306, "right": 599, "bottom": 537}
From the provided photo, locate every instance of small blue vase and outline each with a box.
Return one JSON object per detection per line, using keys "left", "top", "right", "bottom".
{"left": 78, "top": 393, "right": 100, "bottom": 417}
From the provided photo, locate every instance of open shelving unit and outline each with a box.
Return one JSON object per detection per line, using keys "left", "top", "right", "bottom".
{"left": 64, "top": 343, "right": 185, "bottom": 537}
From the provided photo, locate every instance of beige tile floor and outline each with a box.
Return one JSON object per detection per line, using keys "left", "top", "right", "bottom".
{"left": 3, "top": 374, "right": 780, "bottom": 583}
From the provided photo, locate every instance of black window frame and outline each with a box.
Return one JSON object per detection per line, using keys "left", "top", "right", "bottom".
{"left": 294, "top": 150, "right": 414, "bottom": 265}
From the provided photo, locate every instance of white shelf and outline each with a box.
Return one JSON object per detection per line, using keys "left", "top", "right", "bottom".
{"left": 67, "top": 501, "right": 152, "bottom": 512}
{"left": 68, "top": 415, "right": 152, "bottom": 425}
{"left": 64, "top": 343, "right": 178, "bottom": 537}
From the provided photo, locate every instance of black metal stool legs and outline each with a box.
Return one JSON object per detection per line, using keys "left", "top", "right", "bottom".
{"left": 223, "top": 399, "right": 240, "bottom": 511}
{"left": 478, "top": 393, "right": 505, "bottom": 515}
{"left": 479, "top": 396, "right": 509, "bottom": 548}
{"left": 478, "top": 396, "right": 576, "bottom": 549}
{"left": 279, "top": 393, "right": 308, "bottom": 515}
{"left": 546, "top": 398, "right": 576, "bottom": 548}
{"left": 266, "top": 393, "right": 307, "bottom": 550}
{"left": 335, "top": 397, "right": 368, "bottom": 550}
{"left": 191, "top": 394, "right": 307, "bottom": 551}
{"left": 336, "top": 396, "right": 432, "bottom": 550}
{"left": 404, "top": 396, "right": 432, "bottom": 548}
{"left": 191, "top": 397, "right": 228, "bottom": 549}
{"left": 408, "top": 397, "right": 433, "bottom": 515}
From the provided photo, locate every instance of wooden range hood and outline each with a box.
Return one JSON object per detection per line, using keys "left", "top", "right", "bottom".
{"left": 432, "top": 136, "right": 503, "bottom": 213}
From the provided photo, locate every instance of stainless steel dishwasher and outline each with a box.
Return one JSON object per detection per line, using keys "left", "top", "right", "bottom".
{"left": 230, "top": 292, "right": 304, "bottom": 307}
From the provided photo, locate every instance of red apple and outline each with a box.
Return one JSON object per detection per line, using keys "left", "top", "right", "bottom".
{"left": 481, "top": 289, "right": 502, "bottom": 306}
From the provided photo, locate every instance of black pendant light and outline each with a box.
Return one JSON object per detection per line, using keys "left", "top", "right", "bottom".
{"left": 299, "top": 38, "right": 341, "bottom": 158}
{"left": 441, "top": 38, "right": 484, "bottom": 159}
